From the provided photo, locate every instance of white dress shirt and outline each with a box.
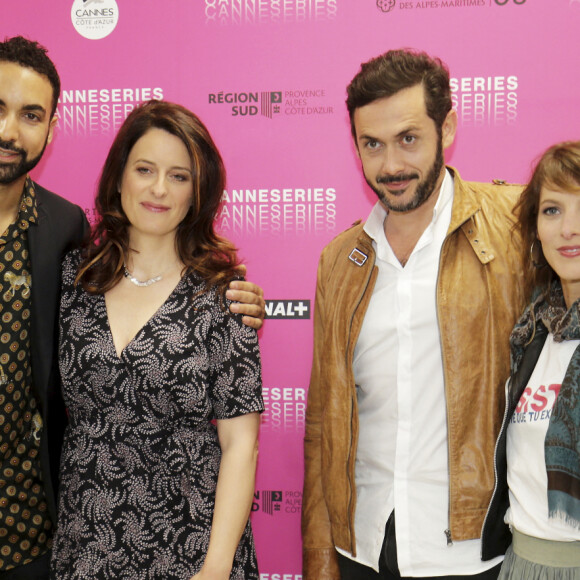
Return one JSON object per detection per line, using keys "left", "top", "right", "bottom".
{"left": 337, "top": 171, "right": 503, "bottom": 575}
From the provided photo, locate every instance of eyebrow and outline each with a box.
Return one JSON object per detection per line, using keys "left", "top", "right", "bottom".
{"left": 0, "top": 99, "right": 48, "bottom": 117}
{"left": 22, "top": 104, "right": 47, "bottom": 114}
{"left": 357, "top": 125, "right": 421, "bottom": 142}
{"left": 134, "top": 158, "right": 192, "bottom": 173}
{"left": 395, "top": 125, "right": 420, "bottom": 138}
{"left": 357, "top": 132, "right": 379, "bottom": 142}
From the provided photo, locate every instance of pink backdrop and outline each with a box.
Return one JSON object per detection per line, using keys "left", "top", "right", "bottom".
{"left": 4, "top": 1, "right": 580, "bottom": 577}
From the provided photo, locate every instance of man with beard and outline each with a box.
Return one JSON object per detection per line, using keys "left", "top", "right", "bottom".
{"left": 0, "top": 36, "right": 266, "bottom": 579}
{"left": 302, "top": 50, "right": 526, "bottom": 580}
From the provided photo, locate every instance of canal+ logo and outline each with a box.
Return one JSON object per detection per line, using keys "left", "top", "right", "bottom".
{"left": 264, "top": 300, "right": 310, "bottom": 320}
{"left": 208, "top": 91, "right": 282, "bottom": 118}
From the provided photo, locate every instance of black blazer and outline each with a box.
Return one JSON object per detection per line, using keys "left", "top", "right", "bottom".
{"left": 28, "top": 182, "right": 88, "bottom": 522}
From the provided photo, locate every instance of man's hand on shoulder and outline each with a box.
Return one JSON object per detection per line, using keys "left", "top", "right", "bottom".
{"left": 227, "top": 265, "right": 265, "bottom": 330}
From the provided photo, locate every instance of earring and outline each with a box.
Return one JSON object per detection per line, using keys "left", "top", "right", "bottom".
{"left": 530, "top": 238, "right": 546, "bottom": 269}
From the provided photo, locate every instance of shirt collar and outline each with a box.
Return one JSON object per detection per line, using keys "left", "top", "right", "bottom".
{"left": 364, "top": 168, "right": 454, "bottom": 243}
{"left": 17, "top": 177, "right": 39, "bottom": 231}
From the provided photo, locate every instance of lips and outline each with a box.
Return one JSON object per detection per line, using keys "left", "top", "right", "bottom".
{"left": 141, "top": 202, "right": 170, "bottom": 213}
{"left": 384, "top": 179, "right": 413, "bottom": 193}
{"left": 0, "top": 147, "right": 21, "bottom": 162}
{"left": 377, "top": 173, "right": 418, "bottom": 195}
{"left": 557, "top": 246, "right": 580, "bottom": 258}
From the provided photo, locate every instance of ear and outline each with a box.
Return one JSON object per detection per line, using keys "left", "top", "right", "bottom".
{"left": 441, "top": 108, "right": 457, "bottom": 151}
{"left": 46, "top": 115, "right": 57, "bottom": 145}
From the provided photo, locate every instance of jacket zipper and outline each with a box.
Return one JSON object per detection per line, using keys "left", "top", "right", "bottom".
{"left": 439, "top": 215, "right": 482, "bottom": 546}
{"left": 436, "top": 232, "right": 454, "bottom": 546}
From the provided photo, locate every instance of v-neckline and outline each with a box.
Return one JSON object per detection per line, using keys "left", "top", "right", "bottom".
{"left": 103, "top": 275, "right": 186, "bottom": 359}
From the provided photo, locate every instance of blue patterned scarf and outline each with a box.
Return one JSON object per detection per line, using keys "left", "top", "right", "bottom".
{"left": 510, "top": 282, "right": 580, "bottom": 530}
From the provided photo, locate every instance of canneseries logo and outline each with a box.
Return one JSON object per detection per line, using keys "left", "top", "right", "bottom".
{"left": 71, "top": 0, "right": 119, "bottom": 40}
{"left": 216, "top": 187, "right": 337, "bottom": 236}
{"left": 377, "top": 0, "right": 526, "bottom": 11}
{"left": 451, "top": 75, "right": 518, "bottom": 126}
{"left": 204, "top": 0, "right": 337, "bottom": 25}
{"left": 261, "top": 387, "right": 306, "bottom": 431}
{"left": 55, "top": 87, "right": 165, "bottom": 137}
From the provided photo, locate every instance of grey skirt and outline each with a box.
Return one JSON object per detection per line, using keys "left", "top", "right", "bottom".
{"left": 498, "top": 529, "right": 580, "bottom": 580}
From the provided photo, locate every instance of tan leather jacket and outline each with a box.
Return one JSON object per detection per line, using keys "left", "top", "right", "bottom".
{"left": 302, "top": 169, "right": 526, "bottom": 579}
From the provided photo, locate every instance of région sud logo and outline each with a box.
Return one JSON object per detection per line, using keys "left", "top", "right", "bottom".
{"left": 71, "top": 0, "right": 119, "bottom": 40}
{"left": 208, "top": 90, "right": 333, "bottom": 118}
{"left": 252, "top": 490, "right": 302, "bottom": 515}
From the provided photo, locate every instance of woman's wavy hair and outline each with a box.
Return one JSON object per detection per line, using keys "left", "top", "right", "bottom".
{"left": 515, "top": 140, "right": 580, "bottom": 300}
{"left": 76, "top": 100, "right": 239, "bottom": 294}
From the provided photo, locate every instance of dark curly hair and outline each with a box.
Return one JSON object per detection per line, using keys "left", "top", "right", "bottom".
{"left": 0, "top": 36, "right": 60, "bottom": 118}
{"left": 76, "top": 100, "right": 239, "bottom": 295}
{"left": 346, "top": 49, "right": 452, "bottom": 140}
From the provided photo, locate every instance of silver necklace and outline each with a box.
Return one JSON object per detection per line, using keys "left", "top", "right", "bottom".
{"left": 123, "top": 265, "right": 163, "bottom": 287}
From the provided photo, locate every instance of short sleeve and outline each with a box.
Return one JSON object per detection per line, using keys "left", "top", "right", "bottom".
{"left": 206, "top": 296, "right": 263, "bottom": 420}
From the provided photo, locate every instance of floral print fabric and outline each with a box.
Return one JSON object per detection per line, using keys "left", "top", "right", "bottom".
{"left": 51, "top": 250, "right": 263, "bottom": 579}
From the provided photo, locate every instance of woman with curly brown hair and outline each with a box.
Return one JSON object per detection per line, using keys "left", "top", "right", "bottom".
{"left": 51, "top": 100, "right": 263, "bottom": 579}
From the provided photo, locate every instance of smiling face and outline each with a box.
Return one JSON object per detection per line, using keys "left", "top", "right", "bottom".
{"left": 353, "top": 83, "right": 456, "bottom": 214}
{"left": 537, "top": 186, "right": 580, "bottom": 307}
{"left": 120, "top": 128, "right": 194, "bottom": 243}
{"left": 0, "top": 62, "right": 56, "bottom": 189}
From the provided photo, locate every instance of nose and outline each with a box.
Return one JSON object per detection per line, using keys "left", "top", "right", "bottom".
{"left": 151, "top": 174, "right": 167, "bottom": 198}
{"left": 560, "top": 210, "right": 580, "bottom": 239}
{"left": 380, "top": 145, "right": 405, "bottom": 176}
{"left": 0, "top": 113, "right": 18, "bottom": 143}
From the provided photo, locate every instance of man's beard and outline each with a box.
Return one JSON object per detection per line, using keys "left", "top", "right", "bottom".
{"left": 0, "top": 138, "right": 47, "bottom": 185}
{"left": 366, "top": 138, "right": 444, "bottom": 213}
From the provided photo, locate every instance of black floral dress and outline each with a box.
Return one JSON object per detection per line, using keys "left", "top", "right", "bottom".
{"left": 51, "top": 250, "right": 263, "bottom": 579}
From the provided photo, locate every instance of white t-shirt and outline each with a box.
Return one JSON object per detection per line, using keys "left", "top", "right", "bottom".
{"left": 506, "top": 333, "right": 580, "bottom": 541}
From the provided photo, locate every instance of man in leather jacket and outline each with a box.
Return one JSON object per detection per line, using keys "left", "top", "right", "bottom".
{"left": 302, "top": 49, "right": 526, "bottom": 580}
